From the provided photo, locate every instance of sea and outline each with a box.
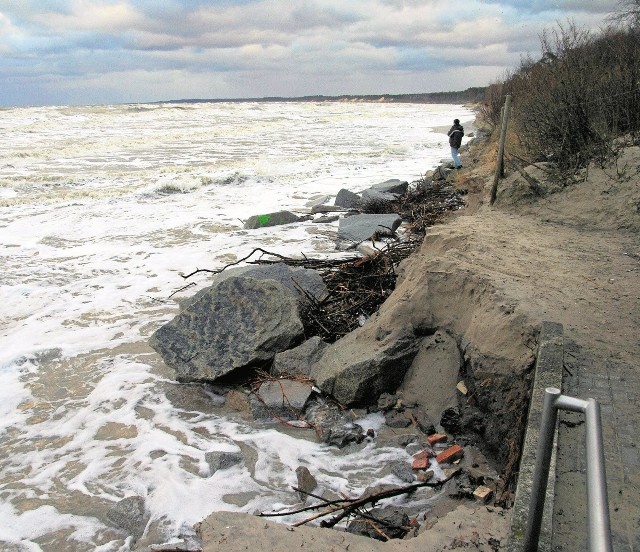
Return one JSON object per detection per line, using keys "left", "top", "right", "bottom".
{"left": 0, "top": 101, "right": 475, "bottom": 550}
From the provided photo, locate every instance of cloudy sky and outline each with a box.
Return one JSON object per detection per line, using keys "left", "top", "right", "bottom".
{"left": 0, "top": 0, "right": 620, "bottom": 106}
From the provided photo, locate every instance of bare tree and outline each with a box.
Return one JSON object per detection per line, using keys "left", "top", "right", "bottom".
{"left": 609, "top": 0, "right": 640, "bottom": 28}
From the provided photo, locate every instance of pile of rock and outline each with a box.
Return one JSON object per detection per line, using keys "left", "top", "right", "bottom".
{"left": 242, "top": 178, "right": 409, "bottom": 250}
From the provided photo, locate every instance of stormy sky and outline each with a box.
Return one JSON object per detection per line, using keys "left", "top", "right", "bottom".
{"left": 0, "top": 0, "right": 620, "bottom": 106}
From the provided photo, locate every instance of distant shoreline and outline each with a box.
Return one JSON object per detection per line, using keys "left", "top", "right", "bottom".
{"left": 160, "top": 87, "right": 486, "bottom": 106}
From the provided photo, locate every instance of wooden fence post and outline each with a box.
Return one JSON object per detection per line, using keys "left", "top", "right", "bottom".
{"left": 490, "top": 94, "right": 512, "bottom": 205}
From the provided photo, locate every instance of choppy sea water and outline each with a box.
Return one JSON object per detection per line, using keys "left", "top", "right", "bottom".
{"left": 0, "top": 101, "right": 474, "bottom": 550}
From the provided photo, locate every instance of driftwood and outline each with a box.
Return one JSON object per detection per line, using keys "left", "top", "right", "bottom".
{"left": 505, "top": 153, "right": 544, "bottom": 196}
{"left": 176, "top": 181, "right": 466, "bottom": 341}
{"left": 259, "top": 470, "right": 459, "bottom": 529}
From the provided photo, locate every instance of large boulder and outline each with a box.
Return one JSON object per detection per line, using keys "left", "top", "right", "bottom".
{"left": 244, "top": 210, "right": 300, "bottom": 229}
{"left": 180, "top": 263, "right": 328, "bottom": 311}
{"left": 212, "top": 263, "right": 327, "bottom": 302}
{"left": 309, "top": 329, "right": 420, "bottom": 405}
{"left": 271, "top": 336, "right": 329, "bottom": 377}
{"left": 369, "top": 179, "right": 408, "bottom": 195}
{"left": 337, "top": 214, "right": 402, "bottom": 244}
{"left": 334, "top": 188, "right": 361, "bottom": 209}
{"left": 150, "top": 277, "right": 305, "bottom": 383}
{"left": 360, "top": 189, "right": 398, "bottom": 205}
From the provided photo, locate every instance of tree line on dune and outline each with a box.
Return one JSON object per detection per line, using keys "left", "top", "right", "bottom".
{"left": 480, "top": 0, "right": 640, "bottom": 175}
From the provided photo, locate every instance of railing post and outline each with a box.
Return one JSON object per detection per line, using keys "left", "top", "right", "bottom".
{"left": 585, "top": 399, "right": 613, "bottom": 552}
{"left": 523, "top": 387, "right": 561, "bottom": 552}
{"left": 490, "top": 94, "right": 512, "bottom": 205}
{"left": 522, "top": 388, "right": 613, "bottom": 552}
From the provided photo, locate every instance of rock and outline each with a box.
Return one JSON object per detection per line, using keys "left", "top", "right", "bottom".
{"left": 390, "top": 461, "right": 415, "bottom": 484}
{"left": 432, "top": 166, "right": 452, "bottom": 181}
{"left": 271, "top": 336, "right": 329, "bottom": 378}
{"left": 441, "top": 466, "right": 463, "bottom": 480}
{"left": 360, "top": 189, "right": 398, "bottom": 205}
{"left": 334, "top": 188, "right": 361, "bottom": 209}
{"left": 310, "top": 331, "right": 419, "bottom": 406}
{"left": 385, "top": 410, "right": 411, "bottom": 428}
{"left": 416, "top": 470, "right": 434, "bottom": 483}
{"left": 183, "top": 263, "right": 328, "bottom": 308}
{"left": 150, "top": 277, "right": 304, "bottom": 383}
{"left": 205, "top": 450, "right": 244, "bottom": 474}
{"left": 405, "top": 407, "right": 436, "bottom": 435}
{"left": 107, "top": 496, "right": 146, "bottom": 539}
{"left": 377, "top": 392, "right": 398, "bottom": 411}
{"left": 346, "top": 508, "right": 409, "bottom": 540}
{"left": 397, "top": 331, "right": 462, "bottom": 425}
{"left": 295, "top": 466, "right": 318, "bottom": 500}
{"left": 369, "top": 179, "right": 408, "bottom": 195}
{"left": 225, "top": 389, "right": 251, "bottom": 413}
{"left": 312, "top": 215, "right": 340, "bottom": 224}
{"left": 440, "top": 407, "right": 461, "bottom": 434}
{"left": 337, "top": 213, "right": 402, "bottom": 244}
{"left": 311, "top": 204, "right": 347, "bottom": 214}
{"left": 304, "top": 400, "right": 364, "bottom": 447}
{"left": 436, "top": 444, "right": 464, "bottom": 464}
{"left": 244, "top": 210, "right": 300, "bottom": 229}
{"left": 250, "top": 379, "right": 313, "bottom": 420}
{"left": 305, "top": 195, "right": 332, "bottom": 208}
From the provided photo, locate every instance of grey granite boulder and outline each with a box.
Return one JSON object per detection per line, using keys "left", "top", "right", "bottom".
{"left": 310, "top": 332, "right": 419, "bottom": 405}
{"left": 180, "top": 263, "right": 328, "bottom": 311}
{"left": 360, "top": 189, "right": 398, "bottom": 204}
{"left": 337, "top": 213, "right": 402, "bottom": 244}
{"left": 212, "top": 263, "right": 327, "bottom": 302}
{"left": 311, "top": 204, "right": 347, "bottom": 214}
{"left": 334, "top": 188, "right": 361, "bottom": 209}
{"left": 244, "top": 210, "right": 300, "bottom": 229}
{"left": 150, "top": 277, "right": 304, "bottom": 383}
{"left": 369, "top": 179, "right": 408, "bottom": 195}
{"left": 250, "top": 379, "right": 313, "bottom": 420}
{"left": 304, "top": 400, "right": 365, "bottom": 447}
{"left": 271, "top": 336, "right": 329, "bottom": 377}
{"left": 205, "top": 450, "right": 244, "bottom": 474}
{"left": 107, "top": 496, "right": 146, "bottom": 539}
{"left": 305, "top": 195, "right": 332, "bottom": 208}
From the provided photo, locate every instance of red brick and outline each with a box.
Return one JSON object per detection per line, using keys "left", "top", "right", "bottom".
{"left": 427, "top": 433, "right": 448, "bottom": 446}
{"left": 436, "top": 444, "right": 464, "bottom": 464}
{"left": 412, "top": 452, "right": 430, "bottom": 470}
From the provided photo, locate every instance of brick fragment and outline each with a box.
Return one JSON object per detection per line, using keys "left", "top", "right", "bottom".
{"left": 412, "top": 451, "right": 430, "bottom": 470}
{"left": 436, "top": 444, "right": 464, "bottom": 464}
{"left": 473, "top": 485, "right": 493, "bottom": 502}
{"left": 427, "top": 433, "right": 448, "bottom": 446}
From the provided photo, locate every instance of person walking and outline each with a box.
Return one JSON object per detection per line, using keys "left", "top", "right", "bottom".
{"left": 447, "top": 118, "right": 464, "bottom": 169}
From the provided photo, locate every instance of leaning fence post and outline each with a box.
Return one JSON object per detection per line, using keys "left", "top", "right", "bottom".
{"left": 490, "top": 94, "right": 512, "bottom": 205}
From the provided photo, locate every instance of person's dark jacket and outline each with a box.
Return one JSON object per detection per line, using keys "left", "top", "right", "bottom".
{"left": 447, "top": 123, "right": 464, "bottom": 149}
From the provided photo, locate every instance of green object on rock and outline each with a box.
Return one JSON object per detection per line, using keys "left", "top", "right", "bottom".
{"left": 258, "top": 214, "right": 271, "bottom": 226}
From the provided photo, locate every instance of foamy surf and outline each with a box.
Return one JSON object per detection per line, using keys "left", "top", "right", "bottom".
{"left": 0, "top": 100, "right": 473, "bottom": 550}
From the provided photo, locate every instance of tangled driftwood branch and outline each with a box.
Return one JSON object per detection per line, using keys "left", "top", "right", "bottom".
{"left": 177, "top": 181, "right": 465, "bottom": 341}
{"left": 259, "top": 471, "right": 459, "bottom": 530}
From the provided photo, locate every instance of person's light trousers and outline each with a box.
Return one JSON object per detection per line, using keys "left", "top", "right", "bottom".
{"left": 451, "top": 147, "right": 461, "bottom": 168}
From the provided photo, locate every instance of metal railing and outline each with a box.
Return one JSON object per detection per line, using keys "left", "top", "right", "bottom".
{"left": 523, "top": 387, "right": 613, "bottom": 551}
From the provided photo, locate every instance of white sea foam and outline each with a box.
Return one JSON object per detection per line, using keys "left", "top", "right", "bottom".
{"left": 0, "top": 101, "right": 474, "bottom": 550}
